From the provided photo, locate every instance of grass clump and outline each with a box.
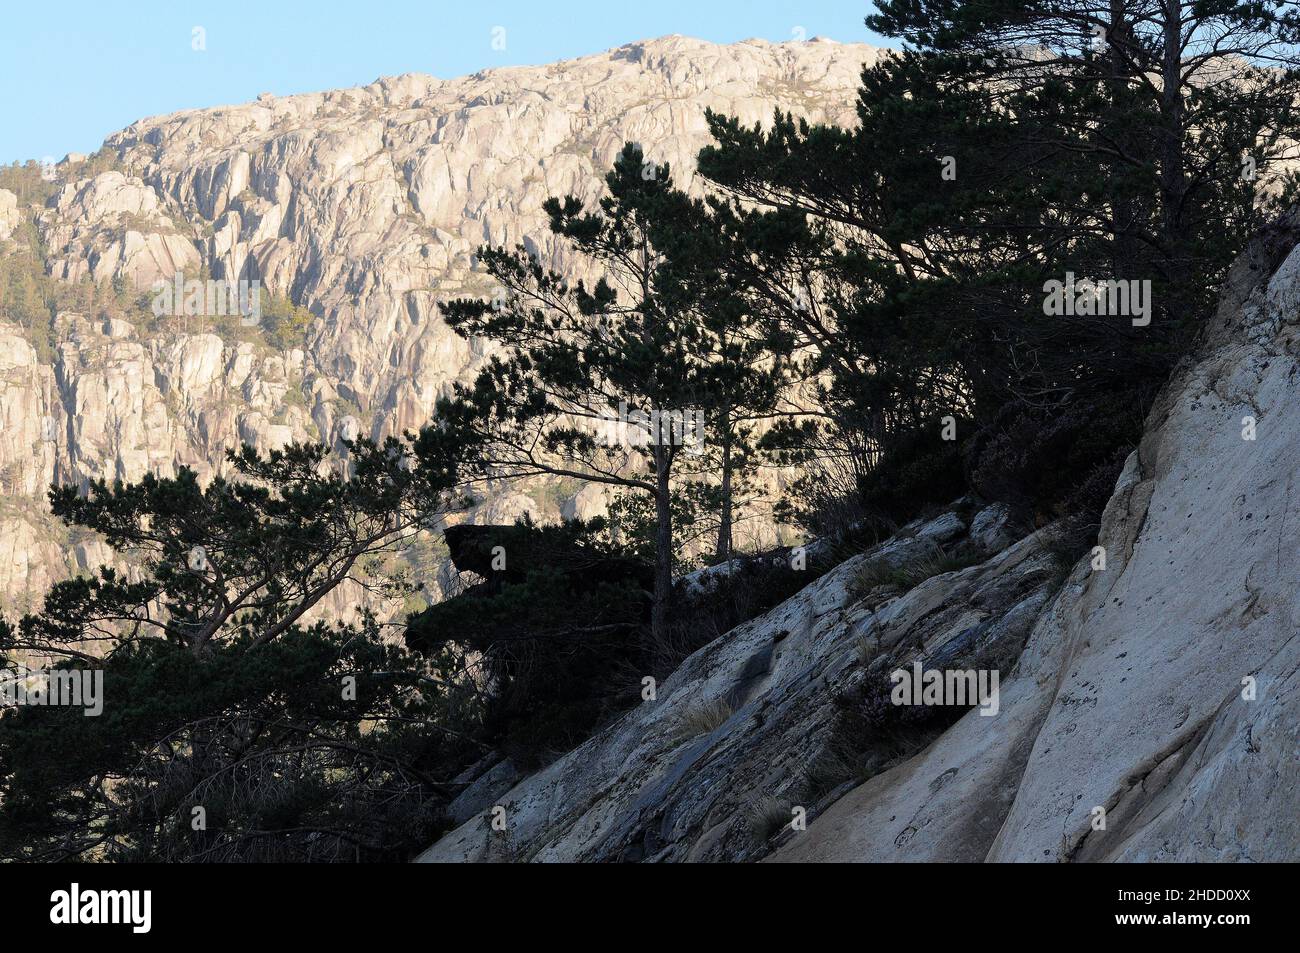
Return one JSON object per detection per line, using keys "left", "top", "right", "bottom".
{"left": 674, "top": 697, "right": 734, "bottom": 741}
{"left": 849, "top": 542, "right": 982, "bottom": 601}
{"left": 746, "top": 795, "right": 793, "bottom": 842}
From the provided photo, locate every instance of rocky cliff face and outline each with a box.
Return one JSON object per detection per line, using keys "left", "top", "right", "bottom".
{"left": 0, "top": 36, "right": 878, "bottom": 615}
{"left": 0, "top": 190, "right": 19, "bottom": 241}
{"left": 418, "top": 215, "right": 1300, "bottom": 863}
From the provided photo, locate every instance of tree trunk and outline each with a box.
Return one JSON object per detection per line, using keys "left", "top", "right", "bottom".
{"left": 651, "top": 445, "right": 674, "bottom": 642}
{"left": 715, "top": 424, "right": 733, "bottom": 561}
{"left": 1159, "top": 1, "right": 1187, "bottom": 277}
{"left": 1108, "top": 0, "right": 1138, "bottom": 280}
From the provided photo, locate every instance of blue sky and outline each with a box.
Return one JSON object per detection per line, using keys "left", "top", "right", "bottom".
{"left": 0, "top": 1, "right": 887, "bottom": 165}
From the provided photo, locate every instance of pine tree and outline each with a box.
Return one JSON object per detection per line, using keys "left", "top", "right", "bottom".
{"left": 697, "top": 0, "right": 1300, "bottom": 520}
{"left": 439, "top": 144, "right": 789, "bottom": 635}
{"left": 0, "top": 430, "right": 477, "bottom": 861}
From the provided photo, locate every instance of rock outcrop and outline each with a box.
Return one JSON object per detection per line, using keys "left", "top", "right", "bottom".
{"left": 0, "top": 189, "right": 19, "bottom": 241}
{"left": 418, "top": 215, "right": 1300, "bottom": 863}
{"left": 0, "top": 36, "right": 878, "bottom": 614}
{"left": 40, "top": 172, "right": 202, "bottom": 289}
{"left": 417, "top": 501, "right": 1055, "bottom": 862}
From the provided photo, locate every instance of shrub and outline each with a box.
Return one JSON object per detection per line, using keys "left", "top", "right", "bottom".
{"left": 773, "top": 449, "right": 874, "bottom": 540}
{"left": 856, "top": 424, "right": 970, "bottom": 525}
{"left": 965, "top": 393, "right": 1145, "bottom": 522}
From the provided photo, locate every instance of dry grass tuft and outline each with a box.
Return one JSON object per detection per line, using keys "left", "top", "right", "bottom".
{"left": 746, "top": 795, "right": 794, "bottom": 842}
{"left": 674, "top": 697, "right": 734, "bottom": 741}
